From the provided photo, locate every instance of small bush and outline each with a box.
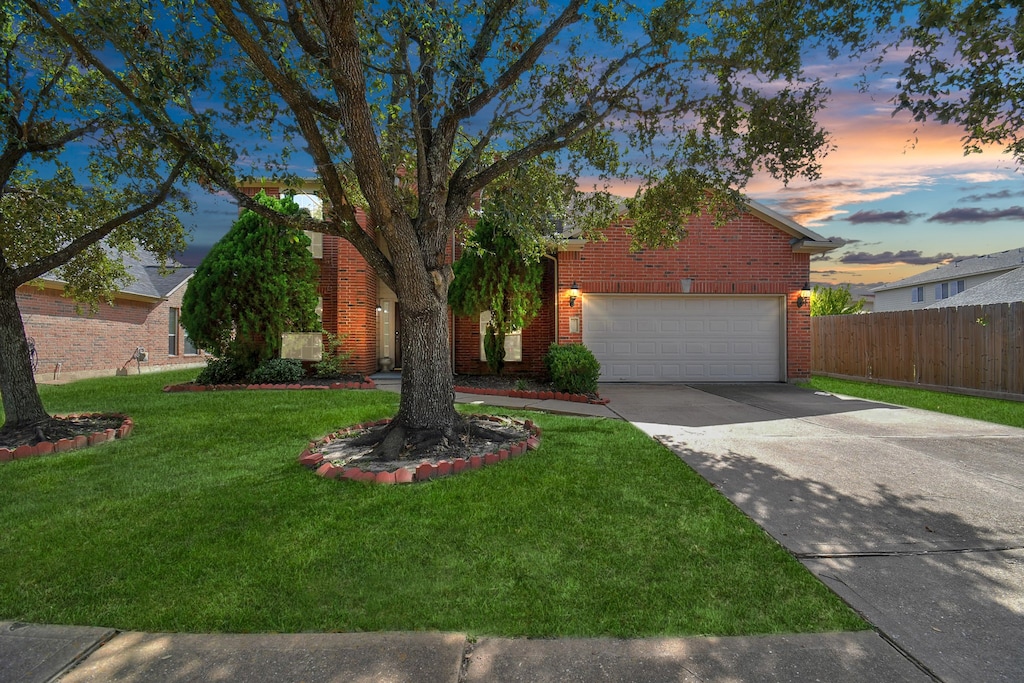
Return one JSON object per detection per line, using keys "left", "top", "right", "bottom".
{"left": 544, "top": 343, "right": 600, "bottom": 395}
{"left": 248, "top": 358, "right": 305, "bottom": 384}
{"left": 314, "top": 333, "right": 352, "bottom": 379}
{"left": 195, "top": 357, "right": 247, "bottom": 385}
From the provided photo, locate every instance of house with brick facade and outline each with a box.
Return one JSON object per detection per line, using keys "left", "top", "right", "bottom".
{"left": 246, "top": 181, "right": 836, "bottom": 383}
{"left": 19, "top": 251, "right": 204, "bottom": 382}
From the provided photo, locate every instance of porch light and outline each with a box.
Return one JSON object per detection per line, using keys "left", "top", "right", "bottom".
{"left": 796, "top": 282, "right": 811, "bottom": 308}
{"left": 568, "top": 282, "right": 580, "bottom": 308}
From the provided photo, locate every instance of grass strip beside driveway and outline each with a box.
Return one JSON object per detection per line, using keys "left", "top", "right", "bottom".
{"left": 806, "top": 376, "right": 1024, "bottom": 429}
{"left": 0, "top": 370, "right": 866, "bottom": 637}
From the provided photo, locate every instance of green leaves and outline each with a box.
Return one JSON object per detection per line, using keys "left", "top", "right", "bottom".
{"left": 449, "top": 214, "right": 545, "bottom": 375}
{"left": 181, "top": 192, "right": 320, "bottom": 371}
{"left": 891, "top": 1, "right": 1024, "bottom": 163}
{"left": 810, "top": 284, "right": 865, "bottom": 316}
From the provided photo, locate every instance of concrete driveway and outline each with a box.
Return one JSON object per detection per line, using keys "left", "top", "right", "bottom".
{"left": 599, "top": 382, "right": 1024, "bottom": 683}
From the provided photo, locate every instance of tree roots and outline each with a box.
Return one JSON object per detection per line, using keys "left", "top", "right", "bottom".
{"left": 345, "top": 414, "right": 526, "bottom": 462}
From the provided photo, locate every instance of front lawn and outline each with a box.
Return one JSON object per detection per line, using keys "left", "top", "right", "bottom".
{"left": 0, "top": 369, "right": 865, "bottom": 636}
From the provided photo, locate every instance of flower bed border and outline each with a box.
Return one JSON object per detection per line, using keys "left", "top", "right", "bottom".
{"left": 297, "top": 415, "right": 542, "bottom": 485}
{"left": 0, "top": 413, "right": 134, "bottom": 464}
{"left": 163, "top": 378, "right": 376, "bottom": 392}
{"left": 454, "top": 385, "right": 609, "bottom": 405}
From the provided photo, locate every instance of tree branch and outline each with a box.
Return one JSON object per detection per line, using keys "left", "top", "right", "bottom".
{"left": 14, "top": 155, "right": 190, "bottom": 285}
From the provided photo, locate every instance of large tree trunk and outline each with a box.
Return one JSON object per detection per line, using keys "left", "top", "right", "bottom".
{"left": 0, "top": 281, "right": 50, "bottom": 431}
{"left": 395, "top": 292, "right": 458, "bottom": 431}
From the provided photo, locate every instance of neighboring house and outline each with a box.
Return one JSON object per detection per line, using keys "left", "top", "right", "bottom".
{"left": 873, "top": 247, "right": 1024, "bottom": 312}
{"left": 925, "top": 265, "right": 1024, "bottom": 308}
{"left": 243, "top": 181, "right": 835, "bottom": 383}
{"left": 18, "top": 250, "right": 203, "bottom": 382}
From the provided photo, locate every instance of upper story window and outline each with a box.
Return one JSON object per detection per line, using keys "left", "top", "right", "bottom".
{"left": 934, "top": 280, "right": 965, "bottom": 301}
{"left": 911, "top": 286, "right": 924, "bottom": 303}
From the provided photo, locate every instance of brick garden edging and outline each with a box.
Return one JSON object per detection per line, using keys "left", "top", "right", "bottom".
{"left": 163, "top": 378, "right": 376, "bottom": 392}
{"left": 0, "top": 414, "right": 134, "bottom": 464}
{"left": 298, "top": 416, "right": 542, "bottom": 484}
{"left": 454, "top": 385, "right": 610, "bottom": 405}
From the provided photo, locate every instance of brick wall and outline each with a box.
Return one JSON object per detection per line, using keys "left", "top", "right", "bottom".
{"left": 553, "top": 214, "right": 812, "bottom": 380}
{"left": 319, "top": 208, "right": 379, "bottom": 375}
{"left": 18, "top": 283, "right": 205, "bottom": 382}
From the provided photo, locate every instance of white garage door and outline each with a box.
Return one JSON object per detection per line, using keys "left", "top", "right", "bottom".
{"left": 583, "top": 295, "right": 783, "bottom": 382}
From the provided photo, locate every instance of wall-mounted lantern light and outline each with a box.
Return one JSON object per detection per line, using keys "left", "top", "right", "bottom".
{"left": 796, "top": 282, "right": 811, "bottom": 308}
{"left": 568, "top": 282, "right": 580, "bottom": 308}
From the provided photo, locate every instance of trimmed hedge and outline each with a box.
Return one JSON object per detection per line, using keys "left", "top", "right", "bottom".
{"left": 544, "top": 343, "right": 600, "bottom": 395}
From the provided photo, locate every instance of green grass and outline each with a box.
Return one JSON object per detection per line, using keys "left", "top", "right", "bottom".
{"left": 805, "top": 376, "right": 1024, "bottom": 429}
{"left": 0, "top": 370, "right": 866, "bottom": 636}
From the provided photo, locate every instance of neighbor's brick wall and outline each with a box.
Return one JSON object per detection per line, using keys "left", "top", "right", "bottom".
{"left": 18, "top": 283, "right": 204, "bottom": 381}
{"left": 556, "top": 214, "right": 812, "bottom": 381}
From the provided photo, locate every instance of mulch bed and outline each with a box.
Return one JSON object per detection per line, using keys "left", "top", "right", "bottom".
{"left": 0, "top": 414, "right": 133, "bottom": 462}
{"left": 163, "top": 375, "right": 375, "bottom": 392}
{"left": 298, "top": 414, "right": 541, "bottom": 484}
{"left": 453, "top": 374, "right": 608, "bottom": 405}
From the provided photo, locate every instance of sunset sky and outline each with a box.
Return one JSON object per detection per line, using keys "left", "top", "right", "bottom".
{"left": 178, "top": 48, "right": 1024, "bottom": 295}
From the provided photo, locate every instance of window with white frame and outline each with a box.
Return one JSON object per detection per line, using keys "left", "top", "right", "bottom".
{"left": 168, "top": 308, "right": 179, "bottom": 355}
{"left": 911, "top": 286, "right": 924, "bottom": 303}
{"left": 935, "top": 282, "right": 949, "bottom": 300}
{"left": 479, "top": 310, "right": 522, "bottom": 362}
{"left": 953, "top": 279, "right": 965, "bottom": 295}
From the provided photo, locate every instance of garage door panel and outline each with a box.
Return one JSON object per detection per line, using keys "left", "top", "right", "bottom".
{"left": 635, "top": 341, "right": 657, "bottom": 355}
{"left": 584, "top": 295, "right": 782, "bottom": 382}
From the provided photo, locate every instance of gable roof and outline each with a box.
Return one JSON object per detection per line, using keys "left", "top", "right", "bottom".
{"left": 925, "top": 266, "right": 1024, "bottom": 308}
{"left": 743, "top": 200, "right": 836, "bottom": 254}
{"left": 121, "top": 250, "right": 194, "bottom": 299}
{"left": 39, "top": 249, "right": 194, "bottom": 301}
{"left": 875, "top": 247, "right": 1024, "bottom": 292}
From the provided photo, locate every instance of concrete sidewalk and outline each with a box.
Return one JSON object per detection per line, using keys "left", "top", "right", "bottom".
{"left": 1, "top": 623, "right": 930, "bottom": 682}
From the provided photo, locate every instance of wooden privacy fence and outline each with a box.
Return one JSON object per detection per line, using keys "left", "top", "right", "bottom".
{"left": 811, "top": 302, "right": 1024, "bottom": 399}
